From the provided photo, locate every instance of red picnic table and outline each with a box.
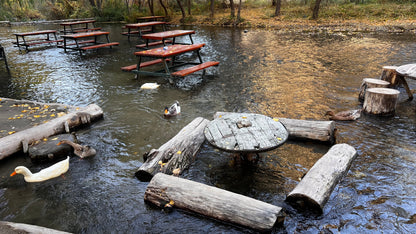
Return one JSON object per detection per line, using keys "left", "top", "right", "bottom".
{"left": 137, "top": 30, "right": 195, "bottom": 49}
{"left": 122, "top": 21, "right": 167, "bottom": 40}
{"left": 60, "top": 20, "right": 101, "bottom": 34}
{"left": 137, "top": 16, "right": 165, "bottom": 22}
{"left": 121, "top": 43, "right": 219, "bottom": 79}
{"left": 61, "top": 31, "right": 119, "bottom": 54}
{"left": 13, "top": 30, "right": 63, "bottom": 51}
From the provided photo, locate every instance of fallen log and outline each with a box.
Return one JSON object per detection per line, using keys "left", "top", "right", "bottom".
{"left": 0, "top": 221, "right": 70, "bottom": 234}
{"left": 144, "top": 173, "right": 284, "bottom": 232}
{"left": 285, "top": 143, "right": 357, "bottom": 214}
{"left": 0, "top": 104, "right": 103, "bottom": 160}
{"left": 214, "top": 112, "right": 336, "bottom": 144}
{"left": 363, "top": 87, "right": 400, "bottom": 116}
{"left": 135, "top": 117, "right": 209, "bottom": 181}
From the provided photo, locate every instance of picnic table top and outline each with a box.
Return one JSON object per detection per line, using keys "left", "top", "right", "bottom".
{"left": 396, "top": 63, "right": 416, "bottom": 79}
{"left": 204, "top": 113, "right": 289, "bottom": 153}
{"left": 134, "top": 43, "right": 205, "bottom": 58}
{"left": 141, "top": 30, "right": 195, "bottom": 40}
{"left": 61, "top": 31, "right": 109, "bottom": 39}
{"left": 60, "top": 20, "right": 96, "bottom": 26}
{"left": 125, "top": 21, "right": 166, "bottom": 28}
{"left": 14, "top": 30, "right": 57, "bottom": 36}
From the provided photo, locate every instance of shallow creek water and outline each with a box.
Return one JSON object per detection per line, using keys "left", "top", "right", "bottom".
{"left": 0, "top": 23, "right": 415, "bottom": 233}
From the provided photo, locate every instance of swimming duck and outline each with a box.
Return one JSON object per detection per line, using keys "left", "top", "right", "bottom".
{"left": 325, "top": 109, "right": 361, "bottom": 121}
{"left": 57, "top": 140, "right": 96, "bottom": 158}
{"left": 10, "top": 156, "right": 69, "bottom": 182}
{"left": 140, "top": 83, "right": 160, "bottom": 90}
{"left": 164, "top": 101, "right": 181, "bottom": 117}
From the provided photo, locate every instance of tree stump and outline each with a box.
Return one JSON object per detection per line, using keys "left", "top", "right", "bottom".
{"left": 363, "top": 88, "right": 400, "bottom": 116}
{"left": 358, "top": 78, "right": 390, "bottom": 102}
{"left": 380, "top": 65, "right": 400, "bottom": 87}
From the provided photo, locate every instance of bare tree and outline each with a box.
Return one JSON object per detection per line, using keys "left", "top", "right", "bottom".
{"left": 230, "top": 0, "right": 235, "bottom": 18}
{"left": 210, "top": 0, "right": 215, "bottom": 19}
{"left": 274, "top": 0, "right": 281, "bottom": 17}
{"left": 312, "top": 0, "right": 321, "bottom": 20}
{"left": 158, "top": 0, "right": 168, "bottom": 17}
{"left": 237, "top": 0, "right": 241, "bottom": 22}
{"left": 176, "top": 0, "right": 186, "bottom": 22}
{"left": 148, "top": 0, "right": 154, "bottom": 15}
{"left": 187, "top": 0, "right": 191, "bottom": 15}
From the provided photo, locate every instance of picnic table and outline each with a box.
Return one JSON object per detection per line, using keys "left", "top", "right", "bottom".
{"left": 137, "top": 16, "right": 165, "bottom": 22}
{"left": 137, "top": 30, "right": 195, "bottom": 49}
{"left": 204, "top": 113, "right": 289, "bottom": 159}
{"left": 61, "top": 31, "right": 119, "bottom": 55}
{"left": 396, "top": 63, "right": 416, "bottom": 101}
{"left": 121, "top": 43, "right": 219, "bottom": 78}
{"left": 12, "top": 30, "right": 63, "bottom": 51}
{"left": 60, "top": 20, "right": 101, "bottom": 34}
{"left": 122, "top": 21, "right": 167, "bottom": 40}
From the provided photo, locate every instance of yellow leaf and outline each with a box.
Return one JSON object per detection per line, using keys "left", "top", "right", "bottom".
{"left": 51, "top": 137, "right": 58, "bottom": 140}
{"left": 43, "top": 105, "right": 49, "bottom": 109}
{"left": 8, "top": 131, "right": 16, "bottom": 135}
{"left": 21, "top": 110, "right": 28, "bottom": 113}
{"left": 33, "top": 115, "right": 40, "bottom": 118}
{"left": 158, "top": 160, "right": 163, "bottom": 165}
{"left": 169, "top": 200, "right": 174, "bottom": 206}
{"left": 177, "top": 150, "right": 182, "bottom": 154}
{"left": 43, "top": 138, "right": 48, "bottom": 142}
{"left": 8, "top": 117, "right": 15, "bottom": 120}
{"left": 277, "top": 137, "right": 282, "bottom": 141}
{"left": 242, "top": 116, "right": 247, "bottom": 119}
{"left": 50, "top": 114, "right": 56, "bottom": 117}
{"left": 57, "top": 112, "right": 66, "bottom": 117}
{"left": 273, "top": 118, "right": 279, "bottom": 122}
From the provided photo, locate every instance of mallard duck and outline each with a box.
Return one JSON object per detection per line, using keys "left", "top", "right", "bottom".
{"left": 10, "top": 156, "right": 69, "bottom": 182}
{"left": 57, "top": 140, "right": 96, "bottom": 158}
{"left": 164, "top": 101, "right": 181, "bottom": 117}
{"left": 140, "top": 83, "right": 160, "bottom": 90}
{"left": 325, "top": 109, "right": 361, "bottom": 121}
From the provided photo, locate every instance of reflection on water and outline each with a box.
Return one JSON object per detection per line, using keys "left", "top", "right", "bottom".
{"left": 0, "top": 24, "right": 416, "bottom": 233}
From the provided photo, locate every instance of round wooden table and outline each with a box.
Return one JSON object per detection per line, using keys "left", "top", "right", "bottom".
{"left": 204, "top": 113, "right": 289, "bottom": 157}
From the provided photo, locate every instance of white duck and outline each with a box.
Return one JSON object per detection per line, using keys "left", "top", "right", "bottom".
{"left": 164, "top": 101, "right": 181, "bottom": 117}
{"left": 140, "top": 83, "right": 160, "bottom": 90}
{"left": 57, "top": 140, "right": 96, "bottom": 158}
{"left": 10, "top": 156, "right": 69, "bottom": 182}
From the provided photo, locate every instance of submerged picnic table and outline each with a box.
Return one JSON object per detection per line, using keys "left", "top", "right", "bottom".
{"left": 13, "top": 30, "right": 62, "bottom": 51}
{"left": 60, "top": 20, "right": 101, "bottom": 34}
{"left": 204, "top": 113, "right": 289, "bottom": 155}
{"left": 122, "top": 43, "right": 219, "bottom": 78}
{"left": 137, "top": 30, "right": 195, "bottom": 49}
{"left": 61, "top": 31, "right": 119, "bottom": 54}
{"left": 122, "top": 21, "right": 167, "bottom": 40}
{"left": 137, "top": 15, "right": 165, "bottom": 22}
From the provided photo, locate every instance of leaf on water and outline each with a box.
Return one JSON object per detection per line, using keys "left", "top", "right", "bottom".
{"left": 51, "top": 137, "right": 59, "bottom": 140}
{"left": 8, "top": 131, "right": 16, "bottom": 135}
{"left": 43, "top": 138, "right": 48, "bottom": 142}
{"left": 57, "top": 112, "right": 66, "bottom": 117}
{"left": 50, "top": 114, "right": 56, "bottom": 117}
{"left": 177, "top": 150, "right": 182, "bottom": 154}
{"left": 33, "top": 115, "right": 41, "bottom": 118}
{"left": 273, "top": 118, "right": 279, "bottom": 121}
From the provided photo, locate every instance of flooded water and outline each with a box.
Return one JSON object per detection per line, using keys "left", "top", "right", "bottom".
{"left": 0, "top": 23, "right": 415, "bottom": 233}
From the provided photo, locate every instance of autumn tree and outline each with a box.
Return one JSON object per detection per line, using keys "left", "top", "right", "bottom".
{"left": 274, "top": 0, "right": 281, "bottom": 17}
{"left": 312, "top": 0, "right": 321, "bottom": 20}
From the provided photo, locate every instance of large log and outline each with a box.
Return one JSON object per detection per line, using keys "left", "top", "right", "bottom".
{"left": 0, "top": 221, "right": 70, "bottom": 234}
{"left": 135, "top": 117, "right": 209, "bottom": 181}
{"left": 144, "top": 173, "right": 284, "bottom": 231}
{"left": 363, "top": 87, "right": 400, "bottom": 116}
{"left": 358, "top": 78, "right": 390, "bottom": 102}
{"left": 285, "top": 143, "right": 357, "bottom": 214}
{"left": 0, "top": 104, "right": 103, "bottom": 160}
{"left": 214, "top": 112, "right": 336, "bottom": 144}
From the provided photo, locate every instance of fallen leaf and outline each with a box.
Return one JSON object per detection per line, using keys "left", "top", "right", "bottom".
{"left": 8, "top": 131, "right": 16, "bottom": 135}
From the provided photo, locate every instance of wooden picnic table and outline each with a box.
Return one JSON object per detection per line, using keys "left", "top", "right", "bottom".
{"left": 13, "top": 30, "right": 63, "bottom": 51}
{"left": 395, "top": 63, "right": 416, "bottom": 101}
{"left": 61, "top": 31, "right": 119, "bottom": 55}
{"left": 137, "top": 30, "right": 195, "bottom": 49}
{"left": 137, "top": 16, "right": 165, "bottom": 22}
{"left": 123, "top": 43, "right": 218, "bottom": 78}
{"left": 60, "top": 20, "right": 101, "bottom": 34}
{"left": 122, "top": 21, "right": 167, "bottom": 40}
{"left": 204, "top": 113, "right": 289, "bottom": 155}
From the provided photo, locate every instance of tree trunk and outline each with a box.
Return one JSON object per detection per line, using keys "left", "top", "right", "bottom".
{"left": 237, "top": 0, "right": 242, "bottom": 23}
{"left": 210, "top": 0, "right": 215, "bottom": 19}
{"left": 380, "top": 66, "right": 400, "bottom": 87}
{"left": 145, "top": 173, "right": 285, "bottom": 231}
{"left": 214, "top": 112, "right": 336, "bottom": 144}
{"left": 187, "top": 0, "right": 191, "bottom": 15}
{"left": 147, "top": 0, "right": 154, "bottom": 15}
{"left": 274, "top": 0, "right": 281, "bottom": 16}
{"left": 230, "top": 0, "right": 235, "bottom": 18}
{"left": 135, "top": 117, "right": 209, "bottom": 181}
{"left": 176, "top": 0, "right": 186, "bottom": 22}
{"left": 0, "top": 104, "right": 103, "bottom": 160}
{"left": 311, "top": 0, "right": 321, "bottom": 20}
{"left": 286, "top": 144, "right": 357, "bottom": 214}
{"left": 363, "top": 88, "right": 400, "bottom": 116}
{"left": 158, "top": 0, "right": 168, "bottom": 17}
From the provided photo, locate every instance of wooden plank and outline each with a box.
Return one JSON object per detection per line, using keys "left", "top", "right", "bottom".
{"left": 171, "top": 61, "right": 219, "bottom": 77}
{"left": 25, "top": 39, "right": 63, "bottom": 46}
{"left": 81, "top": 42, "right": 119, "bottom": 50}
{"left": 14, "top": 30, "right": 57, "bottom": 36}
{"left": 134, "top": 43, "right": 205, "bottom": 58}
{"left": 62, "top": 31, "right": 109, "bottom": 39}
{"left": 121, "top": 58, "right": 172, "bottom": 71}
{"left": 141, "top": 30, "right": 195, "bottom": 40}
{"left": 136, "top": 40, "right": 173, "bottom": 48}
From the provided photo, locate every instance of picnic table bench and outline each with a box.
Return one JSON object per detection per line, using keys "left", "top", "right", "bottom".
{"left": 61, "top": 31, "right": 119, "bottom": 55}
{"left": 121, "top": 43, "right": 219, "bottom": 79}
{"left": 60, "top": 20, "right": 101, "bottom": 34}
{"left": 12, "top": 30, "right": 63, "bottom": 51}
{"left": 122, "top": 21, "right": 167, "bottom": 40}
{"left": 137, "top": 30, "right": 195, "bottom": 49}
{"left": 137, "top": 16, "right": 165, "bottom": 22}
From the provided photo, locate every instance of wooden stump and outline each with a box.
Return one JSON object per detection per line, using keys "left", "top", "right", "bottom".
{"left": 358, "top": 78, "right": 390, "bottom": 102}
{"left": 380, "top": 65, "right": 400, "bottom": 87}
{"left": 363, "top": 88, "right": 400, "bottom": 116}
{"left": 285, "top": 143, "right": 357, "bottom": 214}
{"left": 145, "top": 173, "right": 285, "bottom": 231}
{"left": 135, "top": 117, "right": 209, "bottom": 181}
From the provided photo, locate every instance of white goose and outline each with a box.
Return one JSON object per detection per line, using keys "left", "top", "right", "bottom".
{"left": 164, "top": 101, "right": 181, "bottom": 117}
{"left": 10, "top": 156, "right": 70, "bottom": 182}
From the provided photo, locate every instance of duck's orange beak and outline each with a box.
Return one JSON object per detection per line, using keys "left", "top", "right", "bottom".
{"left": 164, "top": 108, "right": 168, "bottom": 114}
{"left": 10, "top": 171, "right": 17, "bottom": 177}
{"left": 56, "top": 142, "right": 62, "bottom": 146}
